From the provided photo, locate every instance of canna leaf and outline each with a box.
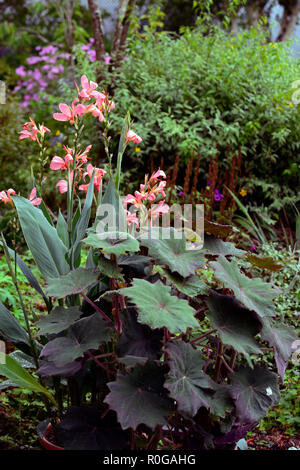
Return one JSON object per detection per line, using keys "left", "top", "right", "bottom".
{"left": 0, "top": 354, "right": 57, "bottom": 406}
{"left": 12, "top": 196, "right": 69, "bottom": 279}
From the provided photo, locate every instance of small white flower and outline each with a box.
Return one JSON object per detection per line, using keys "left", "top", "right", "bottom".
{"left": 266, "top": 387, "right": 272, "bottom": 396}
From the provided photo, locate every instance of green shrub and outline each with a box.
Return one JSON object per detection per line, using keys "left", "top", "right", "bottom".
{"left": 70, "top": 25, "right": 300, "bottom": 210}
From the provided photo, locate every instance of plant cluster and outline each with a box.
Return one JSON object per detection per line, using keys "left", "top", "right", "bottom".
{"left": 0, "top": 75, "right": 298, "bottom": 451}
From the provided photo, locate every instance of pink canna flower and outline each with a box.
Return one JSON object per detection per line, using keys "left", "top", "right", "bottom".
{"left": 79, "top": 75, "right": 98, "bottom": 100}
{"left": 87, "top": 104, "right": 105, "bottom": 122}
{"left": 19, "top": 119, "right": 39, "bottom": 141}
{"left": 50, "top": 154, "right": 73, "bottom": 171}
{"left": 123, "top": 192, "right": 146, "bottom": 208}
{"left": 53, "top": 99, "right": 86, "bottom": 124}
{"left": 125, "top": 210, "right": 139, "bottom": 228}
{"left": 76, "top": 145, "right": 92, "bottom": 164}
{"left": 56, "top": 179, "right": 68, "bottom": 194}
{"left": 19, "top": 119, "right": 50, "bottom": 142}
{"left": 80, "top": 164, "right": 106, "bottom": 193}
{"left": 95, "top": 90, "right": 115, "bottom": 113}
{"left": 56, "top": 172, "right": 74, "bottom": 194}
{"left": 149, "top": 200, "right": 170, "bottom": 217}
{"left": 126, "top": 130, "right": 142, "bottom": 144}
{"left": 0, "top": 189, "right": 16, "bottom": 205}
{"left": 95, "top": 92, "right": 107, "bottom": 109}
{"left": 78, "top": 183, "right": 90, "bottom": 194}
{"left": 149, "top": 169, "right": 166, "bottom": 182}
{"left": 29, "top": 187, "right": 42, "bottom": 206}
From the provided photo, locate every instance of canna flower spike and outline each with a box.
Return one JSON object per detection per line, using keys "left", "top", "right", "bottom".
{"left": 19, "top": 118, "right": 50, "bottom": 142}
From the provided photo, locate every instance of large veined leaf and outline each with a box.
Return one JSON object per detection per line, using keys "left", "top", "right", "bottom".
{"left": 36, "top": 306, "right": 82, "bottom": 335}
{"left": 0, "top": 300, "right": 31, "bottom": 355}
{"left": 116, "top": 308, "right": 164, "bottom": 360}
{"left": 140, "top": 228, "right": 206, "bottom": 277}
{"left": 37, "top": 359, "right": 82, "bottom": 378}
{"left": 12, "top": 196, "right": 69, "bottom": 278}
{"left": 164, "top": 341, "right": 216, "bottom": 417}
{"left": 46, "top": 268, "right": 99, "bottom": 299}
{"left": 83, "top": 231, "right": 139, "bottom": 257}
{"left": 204, "top": 220, "right": 234, "bottom": 238}
{"left": 56, "top": 406, "right": 129, "bottom": 450}
{"left": 104, "top": 362, "right": 172, "bottom": 430}
{"left": 161, "top": 268, "right": 208, "bottom": 297}
{"left": 40, "top": 313, "right": 113, "bottom": 367}
{"left": 0, "top": 355, "right": 57, "bottom": 406}
{"left": 230, "top": 366, "right": 280, "bottom": 424}
{"left": 202, "top": 235, "right": 245, "bottom": 257}
{"left": 121, "top": 279, "right": 199, "bottom": 334}
{"left": 245, "top": 254, "right": 283, "bottom": 272}
{"left": 210, "top": 256, "right": 280, "bottom": 318}
{"left": 210, "top": 386, "right": 234, "bottom": 418}
{"left": 96, "top": 253, "right": 125, "bottom": 281}
{"left": 206, "top": 292, "right": 262, "bottom": 366}
{"left": 118, "top": 254, "right": 152, "bottom": 278}
{"left": 261, "top": 319, "right": 298, "bottom": 381}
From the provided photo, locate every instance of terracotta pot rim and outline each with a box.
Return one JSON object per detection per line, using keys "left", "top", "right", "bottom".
{"left": 39, "top": 423, "right": 64, "bottom": 451}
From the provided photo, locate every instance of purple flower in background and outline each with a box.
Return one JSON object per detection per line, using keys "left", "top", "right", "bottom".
{"left": 179, "top": 191, "right": 183, "bottom": 196}
{"left": 42, "top": 45, "right": 58, "bottom": 55}
{"left": 105, "top": 55, "right": 111, "bottom": 64}
{"left": 33, "top": 69, "right": 42, "bottom": 80}
{"left": 251, "top": 245, "right": 256, "bottom": 251}
{"left": 27, "top": 56, "right": 42, "bottom": 65}
{"left": 214, "top": 189, "right": 224, "bottom": 202}
{"left": 16, "top": 65, "right": 27, "bottom": 77}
